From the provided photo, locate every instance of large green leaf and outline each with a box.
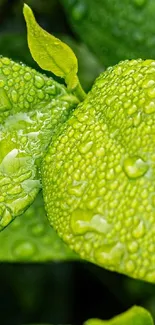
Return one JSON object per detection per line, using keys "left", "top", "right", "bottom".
{"left": 0, "top": 192, "right": 78, "bottom": 262}
{"left": 0, "top": 57, "right": 78, "bottom": 230}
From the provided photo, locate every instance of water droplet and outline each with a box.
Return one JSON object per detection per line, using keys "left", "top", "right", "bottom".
{"left": 145, "top": 101, "right": 155, "bottom": 114}
{"left": 95, "top": 147, "right": 105, "bottom": 157}
{"left": 12, "top": 63, "right": 20, "bottom": 72}
{"left": 86, "top": 198, "right": 98, "bottom": 210}
{"left": 34, "top": 75, "right": 45, "bottom": 89}
{"left": 13, "top": 72, "right": 18, "bottom": 78}
{"left": 27, "top": 94, "right": 34, "bottom": 103}
{"left": 11, "top": 90, "right": 18, "bottom": 103}
{"left": 37, "top": 90, "right": 45, "bottom": 99}
{"left": 79, "top": 141, "right": 93, "bottom": 154}
{"left": 46, "top": 85, "right": 56, "bottom": 95}
{"left": 142, "top": 79, "right": 155, "bottom": 89}
{"left": 0, "top": 88, "right": 11, "bottom": 111}
{"left": 29, "top": 89, "right": 35, "bottom": 96}
{"left": 123, "top": 156, "right": 149, "bottom": 179}
{"left": 68, "top": 182, "right": 86, "bottom": 197}
{"left": 127, "top": 104, "right": 137, "bottom": 115}
{"left": 132, "top": 220, "right": 146, "bottom": 238}
{"left": 8, "top": 79, "right": 13, "bottom": 87}
{"left": 71, "top": 1, "right": 87, "bottom": 21}
{"left": 24, "top": 101, "right": 30, "bottom": 109}
{"left": 24, "top": 72, "right": 32, "bottom": 81}
{"left": 71, "top": 209, "right": 112, "bottom": 235}
{"left": 133, "top": 112, "right": 141, "bottom": 126}
{"left": 7, "top": 185, "right": 22, "bottom": 195}
{"left": 95, "top": 242, "right": 124, "bottom": 267}
{"left": 125, "top": 260, "right": 135, "bottom": 273}
{"left": 147, "top": 88, "right": 155, "bottom": 99}
{"left": 105, "top": 95, "right": 117, "bottom": 106}
{"left": 0, "top": 79, "right": 5, "bottom": 88}
{"left": 127, "top": 241, "right": 139, "bottom": 253}
{"left": 0, "top": 208, "right": 12, "bottom": 227}
{"left": 1, "top": 57, "right": 11, "bottom": 65}
{"left": 2, "top": 67, "right": 11, "bottom": 76}
{"left": 13, "top": 240, "right": 37, "bottom": 259}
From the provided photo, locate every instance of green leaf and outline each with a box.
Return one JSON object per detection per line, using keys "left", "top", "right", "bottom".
{"left": 23, "top": 3, "right": 78, "bottom": 91}
{"left": 61, "top": 35, "right": 103, "bottom": 92}
{"left": 0, "top": 56, "right": 78, "bottom": 230}
{"left": 0, "top": 192, "right": 78, "bottom": 262}
{"left": 84, "top": 306, "right": 154, "bottom": 325}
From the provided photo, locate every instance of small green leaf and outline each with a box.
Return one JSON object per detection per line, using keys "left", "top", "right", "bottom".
{"left": 23, "top": 3, "right": 79, "bottom": 91}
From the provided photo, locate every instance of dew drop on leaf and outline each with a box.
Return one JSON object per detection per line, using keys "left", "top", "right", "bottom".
{"left": 123, "top": 156, "right": 149, "bottom": 179}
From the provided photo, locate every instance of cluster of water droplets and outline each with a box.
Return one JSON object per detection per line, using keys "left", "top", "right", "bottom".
{"left": 42, "top": 58, "right": 155, "bottom": 283}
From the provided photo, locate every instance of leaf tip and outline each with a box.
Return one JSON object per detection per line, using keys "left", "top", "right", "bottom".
{"left": 23, "top": 3, "right": 34, "bottom": 22}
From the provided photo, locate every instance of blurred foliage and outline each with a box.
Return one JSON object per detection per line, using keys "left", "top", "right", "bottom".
{"left": 0, "top": 1, "right": 155, "bottom": 325}
{"left": 19, "top": 306, "right": 155, "bottom": 325}
{"left": 60, "top": 0, "right": 155, "bottom": 67}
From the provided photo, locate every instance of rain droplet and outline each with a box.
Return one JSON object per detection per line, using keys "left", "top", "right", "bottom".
{"left": 127, "top": 104, "right": 137, "bottom": 115}
{"left": 11, "top": 90, "right": 18, "bottom": 103}
{"left": 27, "top": 94, "right": 34, "bottom": 103}
{"left": 8, "top": 79, "right": 13, "bottom": 87}
{"left": 12, "top": 63, "right": 20, "bottom": 72}
{"left": 145, "top": 101, "right": 155, "bottom": 114}
{"left": 0, "top": 79, "right": 5, "bottom": 88}
{"left": 37, "top": 90, "right": 45, "bottom": 99}
{"left": 127, "top": 241, "right": 139, "bottom": 253}
{"left": 0, "top": 208, "right": 12, "bottom": 227}
{"left": 79, "top": 141, "right": 93, "bottom": 154}
{"left": 71, "top": 209, "right": 112, "bottom": 235}
{"left": 24, "top": 72, "right": 32, "bottom": 81}
{"left": 125, "top": 260, "right": 135, "bottom": 273}
{"left": 34, "top": 75, "right": 45, "bottom": 89}
{"left": 95, "top": 242, "right": 124, "bottom": 267}
{"left": 46, "top": 85, "right": 56, "bottom": 95}
{"left": 147, "top": 88, "right": 155, "bottom": 99}
{"left": 68, "top": 182, "right": 86, "bottom": 197}
{"left": 0, "top": 88, "right": 11, "bottom": 111}
{"left": 132, "top": 220, "right": 146, "bottom": 238}
{"left": 133, "top": 112, "right": 141, "bottom": 126}
{"left": 123, "top": 156, "right": 149, "bottom": 179}
{"left": 1, "top": 57, "right": 11, "bottom": 65}
{"left": 2, "top": 67, "right": 11, "bottom": 76}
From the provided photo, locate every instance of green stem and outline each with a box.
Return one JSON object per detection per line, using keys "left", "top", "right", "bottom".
{"left": 73, "top": 77, "right": 86, "bottom": 102}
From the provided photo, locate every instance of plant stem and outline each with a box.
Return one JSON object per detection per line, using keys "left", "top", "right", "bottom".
{"left": 74, "top": 77, "right": 86, "bottom": 102}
